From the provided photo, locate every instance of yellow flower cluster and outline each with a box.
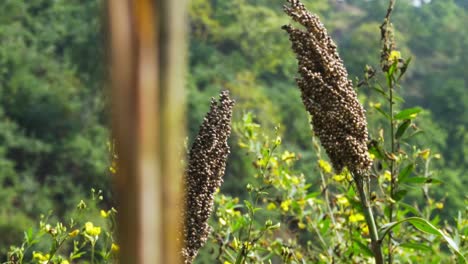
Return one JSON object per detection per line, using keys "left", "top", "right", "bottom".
{"left": 85, "top": 222, "right": 101, "bottom": 236}
{"left": 388, "top": 50, "right": 401, "bottom": 62}
{"left": 318, "top": 159, "right": 332, "bottom": 174}
{"left": 100, "top": 210, "right": 110, "bottom": 218}
{"left": 33, "top": 252, "right": 50, "bottom": 262}
{"left": 349, "top": 212, "right": 365, "bottom": 223}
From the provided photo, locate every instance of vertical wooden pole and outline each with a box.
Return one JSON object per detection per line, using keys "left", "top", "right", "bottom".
{"left": 108, "top": 0, "right": 187, "bottom": 263}
{"left": 108, "top": 1, "right": 143, "bottom": 263}
{"left": 159, "top": 0, "right": 188, "bottom": 263}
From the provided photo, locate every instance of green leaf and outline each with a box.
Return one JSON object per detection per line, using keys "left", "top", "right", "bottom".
{"left": 401, "top": 177, "right": 427, "bottom": 184}
{"left": 375, "top": 107, "right": 391, "bottom": 120}
{"left": 394, "top": 189, "right": 408, "bottom": 201}
{"left": 401, "top": 177, "right": 443, "bottom": 185}
{"left": 395, "top": 120, "right": 411, "bottom": 139}
{"left": 399, "top": 202, "right": 420, "bottom": 216}
{"left": 305, "top": 192, "right": 320, "bottom": 200}
{"left": 394, "top": 107, "right": 422, "bottom": 120}
{"left": 244, "top": 200, "right": 253, "bottom": 213}
{"left": 353, "top": 239, "right": 374, "bottom": 257}
{"left": 402, "top": 130, "right": 424, "bottom": 141}
{"left": 320, "top": 218, "right": 331, "bottom": 235}
{"left": 379, "top": 217, "right": 466, "bottom": 263}
{"left": 369, "top": 144, "right": 385, "bottom": 160}
{"left": 398, "top": 164, "right": 414, "bottom": 182}
{"left": 400, "top": 242, "right": 432, "bottom": 252}
{"left": 372, "top": 85, "right": 388, "bottom": 98}
{"left": 393, "top": 94, "right": 405, "bottom": 103}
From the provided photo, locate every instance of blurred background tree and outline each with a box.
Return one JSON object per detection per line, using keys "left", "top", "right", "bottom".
{"left": 0, "top": 0, "right": 466, "bottom": 257}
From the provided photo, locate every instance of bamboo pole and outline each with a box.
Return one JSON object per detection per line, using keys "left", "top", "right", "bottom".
{"left": 159, "top": 0, "right": 188, "bottom": 263}
{"left": 107, "top": 0, "right": 187, "bottom": 263}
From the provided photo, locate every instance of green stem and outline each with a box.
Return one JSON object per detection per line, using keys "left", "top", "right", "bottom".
{"left": 381, "top": 0, "right": 397, "bottom": 261}
{"left": 388, "top": 73, "right": 396, "bottom": 264}
{"left": 46, "top": 237, "right": 67, "bottom": 264}
{"left": 91, "top": 242, "right": 95, "bottom": 264}
{"left": 355, "top": 176, "right": 384, "bottom": 264}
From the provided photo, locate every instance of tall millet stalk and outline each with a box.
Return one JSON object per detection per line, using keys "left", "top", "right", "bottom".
{"left": 282, "top": 0, "right": 383, "bottom": 263}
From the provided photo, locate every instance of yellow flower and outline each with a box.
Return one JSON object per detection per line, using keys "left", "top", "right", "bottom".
{"left": 332, "top": 174, "right": 346, "bottom": 182}
{"left": 361, "top": 223, "right": 369, "bottom": 236}
{"left": 33, "top": 251, "right": 50, "bottom": 261}
{"left": 295, "top": 251, "right": 303, "bottom": 259}
{"left": 266, "top": 202, "right": 277, "bottom": 211}
{"left": 280, "top": 199, "right": 291, "bottom": 212}
{"left": 281, "top": 151, "right": 296, "bottom": 165}
{"left": 373, "top": 102, "right": 382, "bottom": 109}
{"left": 336, "top": 195, "right": 349, "bottom": 206}
{"left": 61, "top": 260, "right": 70, "bottom": 264}
{"left": 290, "top": 176, "right": 300, "bottom": 185}
{"left": 269, "top": 157, "right": 279, "bottom": 169}
{"left": 69, "top": 229, "right": 80, "bottom": 238}
{"left": 231, "top": 237, "right": 239, "bottom": 249}
{"left": 389, "top": 50, "right": 401, "bottom": 62}
{"left": 383, "top": 170, "right": 392, "bottom": 181}
{"left": 419, "top": 149, "right": 431, "bottom": 160}
{"left": 111, "top": 243, "right": 120, "bottom": 253}
{"left": 318, "top": 159, "right": 332, "bottom": 173}
{"left": 100, "top": 210, "right": 109, "bottom": 218}
{"left": 349, "top": 213, "right": 365, "bottom": 223}
{"left": 298, "top": 221, "right": 306, "bottom": 229}
{"left": 435, "top": 202, "right": 444, "bottom": 209}
{"left": 333, "top": 168, "right": 352, "bottom": 182}
{"left": 85, "top": 222, "right": 101, "bottom": 236}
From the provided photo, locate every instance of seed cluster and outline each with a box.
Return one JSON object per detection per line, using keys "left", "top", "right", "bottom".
{"left": 282, "top": 0, "right": 371, "bottom": 175}
{"left": 181, "top": 90, "right": 235, "bottom": 264}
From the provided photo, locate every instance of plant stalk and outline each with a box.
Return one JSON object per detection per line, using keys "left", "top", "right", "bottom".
{"left": 355, "top": 176, "right": 383, "bottom": 264}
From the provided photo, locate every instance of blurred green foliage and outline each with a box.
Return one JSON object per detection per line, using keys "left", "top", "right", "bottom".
{"left": 0, "top": 0, "right": 467, "bottom": 260}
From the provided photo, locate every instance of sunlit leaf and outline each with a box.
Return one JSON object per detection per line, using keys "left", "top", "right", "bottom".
{"left": 394, "top": 107, "right": 422, "bottom": 120}
{"left": 400, "top": 242, "right": 432, "bottom": 252}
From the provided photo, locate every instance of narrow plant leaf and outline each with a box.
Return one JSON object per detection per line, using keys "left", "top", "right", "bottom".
{"left": 394, "top": 189, "right": 408, "bottom": 201}
{"left": 401, "top": 130, "right": 424, "bottom": 141}
{"left": 379, "top": 217, "right": 466, "bottom": 263}
{"left": 400, "top": 242, "right": 432, "bottom": 252}
{"left": 401, "top": 177, "right": 443, "bottom": 185}
{"left": 398, "top": 164, "right": 414, "bottom": 182}
{"left": 396, "top": 120, "right": 411, "bottom": 139}
{"left": 401, "top": 177, "right": 427, "bottom": 184}
{"left": 305, "top": 192, "right": 320, "bottom": 200}
{"left": 393, "top": 94, "right": 405, "bottom": 103}
{"left": 394, "top": 107, "right": 422, "bottom": 120}
{"left": 372, "top": 85, "right": 388, "bottom": 98}
{"left": 375, "top": 107, "right": 391, "bottom": 120}
{"left": 399, "top": 202, "right": 420, "bottom": 216}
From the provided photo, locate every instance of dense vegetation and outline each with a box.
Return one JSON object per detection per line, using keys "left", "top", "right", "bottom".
{"left": 0, "top": 0, "right": 466, "bottom": 262}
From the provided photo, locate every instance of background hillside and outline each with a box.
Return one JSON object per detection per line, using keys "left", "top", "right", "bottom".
{"left": 0, "top": 0, "right": 466, "bottom": 255}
